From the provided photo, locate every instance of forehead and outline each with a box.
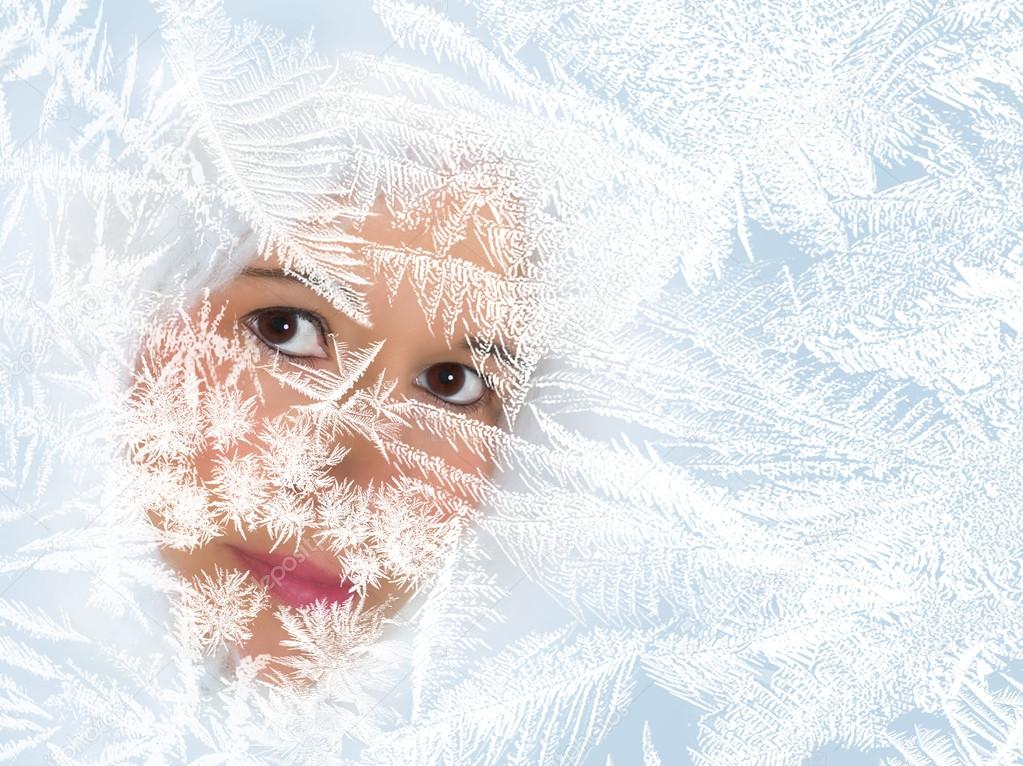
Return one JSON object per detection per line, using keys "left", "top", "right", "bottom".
{"left": 269, "top": 186, "right": 530, "bottom": 320}
{"left": 351, "top": 189, "right": 528, "bottom": 277}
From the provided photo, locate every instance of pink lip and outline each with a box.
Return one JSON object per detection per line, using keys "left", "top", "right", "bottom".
{"left": 226, "top": 544, "right": 357, "bottom": 610}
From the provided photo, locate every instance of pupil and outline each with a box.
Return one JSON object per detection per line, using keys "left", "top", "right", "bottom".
{"left": 431, "top": 363, "right": 463, "bottom": 394}
{"left": 260, "top": 311, "right": 295, "bottom": 342}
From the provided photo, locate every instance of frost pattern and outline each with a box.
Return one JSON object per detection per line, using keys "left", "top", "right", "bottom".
{"left": 3, "top": 0, "right": 1023, "bottom": 764}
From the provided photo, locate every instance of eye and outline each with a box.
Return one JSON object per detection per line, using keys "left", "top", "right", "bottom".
{"left": 243, "top": 308, "right": 328, "bottom": 360}
{"left": 415, "top": 362, "right": 488, "bottom": 407}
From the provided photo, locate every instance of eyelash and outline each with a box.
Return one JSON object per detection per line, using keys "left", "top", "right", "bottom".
{"left": 242, "top": 306, "right": 496, "bottom": 412}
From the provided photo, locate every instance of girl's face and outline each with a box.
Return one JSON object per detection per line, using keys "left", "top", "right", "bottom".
{"left": 136, "top": 200, "right": 522, "bottom": 677}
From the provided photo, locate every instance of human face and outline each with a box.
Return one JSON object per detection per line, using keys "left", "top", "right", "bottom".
{"left": 133, "top": 200, "right": 524, "bottom": 679}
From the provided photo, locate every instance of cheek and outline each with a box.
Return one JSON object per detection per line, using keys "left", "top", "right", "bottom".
{"left": 398, "top": 424, "right": 497, "bottom": 500}
{"left": 185, "top": 357, "right": 305, "bottom": 544}
{"left": 191, "top": 355, "right": 270, "bottom": 475}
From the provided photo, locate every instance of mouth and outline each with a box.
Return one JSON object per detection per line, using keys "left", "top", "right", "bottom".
{"left": 225, "top": 544, "right": 357, "bottom": 610}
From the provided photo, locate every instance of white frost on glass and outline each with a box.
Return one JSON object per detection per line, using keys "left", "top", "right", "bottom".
{"left": 2, "top": 1, "right": 1023, "bottom": 764}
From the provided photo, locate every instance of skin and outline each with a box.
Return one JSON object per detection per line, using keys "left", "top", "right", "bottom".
{"left": 140, "top": 197, "right": 520, "bottom": 678}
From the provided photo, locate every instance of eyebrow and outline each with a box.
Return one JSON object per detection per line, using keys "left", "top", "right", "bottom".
{"left": 244, "top": 266, "right": 519, "bottom": 365}
{"left": 241, "top": 266, "right": 315, "bottom": 285}
{"left": 241, "top": 266, "right": 362, "bottom": 303}
{"left": 463, "top": 337, "right": 520, "bottom": 367}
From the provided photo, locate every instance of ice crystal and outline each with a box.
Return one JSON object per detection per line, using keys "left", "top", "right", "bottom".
{"left": 5, "top": 0, "right": 1023, "bottom": 764}
{"left": 182, "top": 567, "right": 269, "bottom": 654}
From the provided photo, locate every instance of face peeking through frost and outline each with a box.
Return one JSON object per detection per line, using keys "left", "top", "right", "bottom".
{"left": 131, "top": 195, "right": 530, "bottom": 679}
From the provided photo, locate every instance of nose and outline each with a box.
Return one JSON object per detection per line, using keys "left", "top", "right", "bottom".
{"left": 323, "top": 425, "right": 397, "bottom": 489}
{"left": 317, "top": 339, "right": 411, "bottom": 490}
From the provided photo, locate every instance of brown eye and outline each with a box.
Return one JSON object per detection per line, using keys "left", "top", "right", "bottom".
{"left": 415, "top": 362, "right": 487, "bottom": 406}
{"left": 244, "top": 308, "right": 328, "bottom": 359}
{"left": 258, "top": 310, "right": 296, "bottom": 343}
